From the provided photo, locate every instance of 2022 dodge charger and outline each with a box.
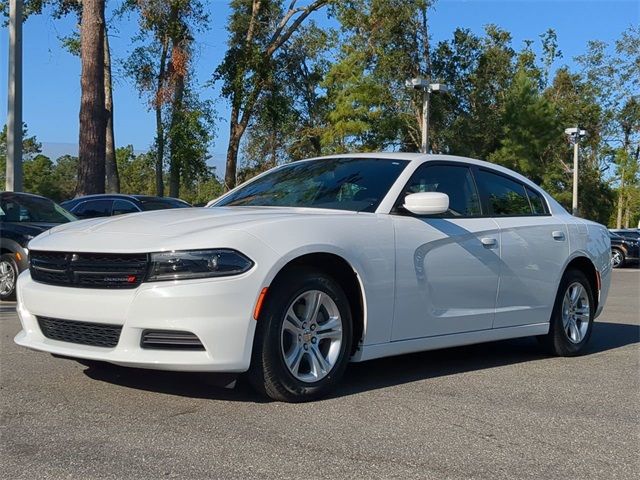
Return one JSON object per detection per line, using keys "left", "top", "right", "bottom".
{"left": 14, "top": 154, "right": 612, "bottom": 401}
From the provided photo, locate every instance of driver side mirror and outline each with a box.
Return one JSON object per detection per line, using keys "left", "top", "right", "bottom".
{"left": 403, "top": 192, "right": 449, "bottom": 215}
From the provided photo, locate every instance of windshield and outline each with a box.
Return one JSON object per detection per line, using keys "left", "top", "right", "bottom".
{"left": 0, "top": 194, "right": 76, "bottom": 223}
{"left": 214, "top": 158, "right": 409, "bottom": 212}
{"left": 138, "top": 198, "right": 191, "bottom": 211}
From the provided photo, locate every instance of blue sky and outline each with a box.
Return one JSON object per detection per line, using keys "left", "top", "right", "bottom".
{"left": 1, "top": 0, "right": 638, "bottom": 174}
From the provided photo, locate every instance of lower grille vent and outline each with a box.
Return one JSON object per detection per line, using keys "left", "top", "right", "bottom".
{"left": 37, "top": 316, "right": 122, "bottom": 348}
{"left": 140, "top": 330, "right": 205, "bottom": 350}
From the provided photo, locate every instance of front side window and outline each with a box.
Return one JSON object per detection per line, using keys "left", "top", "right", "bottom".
{"left": 395, "top": 164, "right": 481, "bottom": 217}
{"left": 215, "top": 158, "right": 409, "bottom": 212}
{"left": 74, "top": 200, "right": 113, "bottom": 218}
{"left": 476, "top": 170, "right": 531, "bottom": 216}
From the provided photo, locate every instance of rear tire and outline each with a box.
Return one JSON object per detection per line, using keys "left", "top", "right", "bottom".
{"left": 539, "top": 269, "right": 594, "bottom": 356}
{"left": 0, "top": 253, "right": 18, "bottom": 301}
{"left": 248, "top": 267, "right": 353, "bottom": 402}
{"left": 611, "top": 248, "right": 625, "bottom": 268}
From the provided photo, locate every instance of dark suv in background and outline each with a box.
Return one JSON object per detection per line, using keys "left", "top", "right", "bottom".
{"left": 61, "top": 194, "right": 191, "bottom": 219}
{"left": 609, "top": 230, "right": 639, "bottom": 268}
{"left": 0, "top": 192, "right": 76, "bottom": 300}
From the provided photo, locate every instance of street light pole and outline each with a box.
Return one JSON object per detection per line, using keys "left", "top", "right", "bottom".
{"left": 6, "top": 0, "right": 23, "bottom": 192}
{"left": 406, "top": 78, "right": 448, "bottom": 154}
{"left": 572, "top": 139, "right": 579, "bottom": 216}
{"left": 421, "top": 89, "right": 429, "bottom": 154}
{"left": 565, "top": 126, "right": 586, "bottom": 217}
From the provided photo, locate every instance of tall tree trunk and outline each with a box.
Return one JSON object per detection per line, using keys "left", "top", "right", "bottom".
{"left": 154, "top": 38, "right": 169, "bottom": 196}
{"left": 224, "top": 105, "right": 246, "bottom": 190}
{"left": 77, "top": 0, "right": 106, "bottom": 196}
{"left": 104, "top": 27, "right": 119, "bottom": 193}
{"left": 168, "top": 72, "right": 185, "bottom": 198}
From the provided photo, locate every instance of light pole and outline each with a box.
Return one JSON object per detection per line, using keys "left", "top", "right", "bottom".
{"left": 6, "top": 0, "right": 23, "bottom": 192}
{"left": 565, "top": 126, "right": 586, "bottom": 216}
{"left": 406, "top": 78, "right": 448, "bottom": 154}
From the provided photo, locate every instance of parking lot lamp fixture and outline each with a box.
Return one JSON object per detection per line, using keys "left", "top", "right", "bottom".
{"left": 406, "top": 78, "right": 449, "bottom": 154}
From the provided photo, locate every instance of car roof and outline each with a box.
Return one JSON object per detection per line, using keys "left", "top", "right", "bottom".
{"left": 64, "top": 194, "right": 186, "bottom": 202}
{"left": 132, "top": 195, "right": 185, "bottom": 202}
{"left": 0, "top": 191, "right": 52, "bottom": 201}
{"left": 64, "top": 193, "right": 139, "bottom": 202}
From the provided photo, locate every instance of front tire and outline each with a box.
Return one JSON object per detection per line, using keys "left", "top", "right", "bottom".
{"left": 540, "top": 269, "right": 594, "bottom": 356}
{"left": 0, "top": 253, "right": 19, "bottom": 301}
{"left": 248, "top": 267, "right": 353, "bottom": 402}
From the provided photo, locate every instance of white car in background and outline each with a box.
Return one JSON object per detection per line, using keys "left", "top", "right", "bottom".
{"left": 15, "top": 153, "right": 611, "bottom": 402}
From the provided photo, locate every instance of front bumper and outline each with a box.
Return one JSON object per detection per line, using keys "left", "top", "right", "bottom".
{"left": 14, "top": 270, "right": 260, "bottom": 372}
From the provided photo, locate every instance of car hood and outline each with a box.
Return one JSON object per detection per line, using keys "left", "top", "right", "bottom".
{"left": 28, "top": 206, "right": 358, "bottom": 253}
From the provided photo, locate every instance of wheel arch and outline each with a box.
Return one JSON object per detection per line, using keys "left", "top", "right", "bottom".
{"left": 563, "top": 255, "right": 600, "bottom": 312}
{"left": 264, "top": 251, "right": 367, "bottom": 356}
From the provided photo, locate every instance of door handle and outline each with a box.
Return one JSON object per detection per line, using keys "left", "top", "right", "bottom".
{"left": 481, "top": 237, "right": 498, "bottom": 248}
{"left": 552, "top": 231, "right": 566, "bottom": 241}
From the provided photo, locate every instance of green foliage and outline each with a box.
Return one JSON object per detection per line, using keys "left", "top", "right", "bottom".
{"left": 116, "top": 146, "right": 156, "bottom": 196}
{"left": 168, "top": 93, "right": 217, "bottom": 193}
{"left": 240, "top": 22, "right": 335, "bottom": 178}
{"left": 0, "top": 123, "right": 43, "bottom": 187}
{"left": 115, "top": 145, "right": 223, "bottom": 205}
{"left": 0, "top": 123, "right": 76, "bottom": 201}
{"left": 4, "top": 0, "right": 636, "bottom": 224}
{"left": 321, "top": 0, "right": 430, "bottom": 152}
{"left": 431, "top": 25, "right": 516, "bottom": 158}
{"left": 489, "top": 68, "right": 561, "bottom": 183}
{"left": 51, "top": 155, "right": 78, "bottom": 201}
{"left": 23, "top": 154, "right": 60, "bottom": 199}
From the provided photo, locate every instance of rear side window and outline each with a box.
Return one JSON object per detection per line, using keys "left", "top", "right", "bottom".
{"left": 476, "top": 170, "right": 531, "bottom": 216}
{"left": 74, "top": 200, "right": 113, "bottom": 218}
{"left": 525, "top": 187, "right": 547, "bottom": 215}
{"left": 113, "top": 200, "right": 140, "bottom": 216}
{"left": 396, "top": 164, "right": 481, "bottom": 217}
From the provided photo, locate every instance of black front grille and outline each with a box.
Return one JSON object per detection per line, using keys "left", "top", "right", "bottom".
{"left": 30, "top": 251, "right": 149, "bottom": 289}
{"left": 37, "top": 316, "right": 122, "bottom": 348}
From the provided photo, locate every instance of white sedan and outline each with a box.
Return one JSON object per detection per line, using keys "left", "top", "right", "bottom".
{"left": 15, "top": 153, "right": 612, "bottom": 401}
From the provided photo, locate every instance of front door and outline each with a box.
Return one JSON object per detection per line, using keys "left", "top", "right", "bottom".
{"left": 391, "top": 163, "right": 501, "bottom": 341}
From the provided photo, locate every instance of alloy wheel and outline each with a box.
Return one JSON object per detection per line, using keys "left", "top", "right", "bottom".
{"left": 0, "top": 260, "right": 16, "bottom": 296}
{"left": 280, "top": 290, "right": 343, "bottom": 383}
{"left": 561, "top": 282, "right": 590, "bottom": 344}
{"left": 611, "top": 250, "right": 623, "bottom": 268}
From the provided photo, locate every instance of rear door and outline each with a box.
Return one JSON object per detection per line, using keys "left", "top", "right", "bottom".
{"left": 391, "top": 162, "right": 501, "bottom": 340}
{"left": 475, "top": 169, "right": 568, "bottom": 328}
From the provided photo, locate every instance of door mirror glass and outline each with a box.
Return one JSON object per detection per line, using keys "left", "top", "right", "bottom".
{"left": 403, "top": 192, "right": 449, "bottom": 215}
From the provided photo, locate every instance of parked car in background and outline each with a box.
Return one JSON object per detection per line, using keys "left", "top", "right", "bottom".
{"left": 15, "top": 154, "right": 612, "bottom": 401}
{"left": 60, "top": 194, "right": 191, "bottom": 219}
{"left": 609, "top": 231, "right": 639, "bottom": 268}
{"left": 609, "top": 228, "right": 640, "bottom": 242}
{"left": 0, "top": 192, "right": 76, "bottom": 300}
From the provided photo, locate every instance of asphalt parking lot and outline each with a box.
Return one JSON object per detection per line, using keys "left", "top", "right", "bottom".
{"left": 1, "top": 270, "right": 638, "bottom": 479}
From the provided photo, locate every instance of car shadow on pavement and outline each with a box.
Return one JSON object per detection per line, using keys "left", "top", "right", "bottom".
{"left": 82, "top": 321, "right": 639, "bottom": 402}
{"left": 332, "top": 321, "right": 640, "bottom": 399}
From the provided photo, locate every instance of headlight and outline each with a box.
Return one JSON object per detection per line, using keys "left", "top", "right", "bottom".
{"left": 147, "top": 249, "right": 254, "bottom": 282}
